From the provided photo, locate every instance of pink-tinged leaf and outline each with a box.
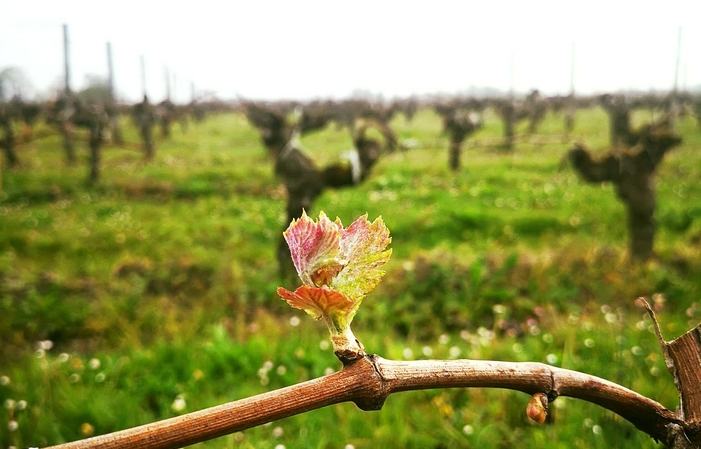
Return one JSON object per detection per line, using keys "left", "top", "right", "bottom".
{"left": 277, "top": 285, "right": 357, "bottom": 331}
{"left": 283, "top": 211, "right": 342, "bottom": 286}
{"left": 332, "top": 215, "right": 392, "bottom": 304}
{"left": 279, "top": 211, "right": 392, "bottom": 332}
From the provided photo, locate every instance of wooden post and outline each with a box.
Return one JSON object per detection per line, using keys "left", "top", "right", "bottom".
{"left": 569, "top": 42, "right": 576, "bottom": 95}
{"left": 673, "top": 26, "right": 682, "bottom": 93}
{"left": 106, "top": 42, "right": 123, "bottom": 144}
{"left": 509, "top": 51, "right": 515, "bottom": 99}
{"left": 61, "top": 25, "right": 76, "bottom": 165}
{"left": 668, "top": 27, "right": 683, "bottom": 130}
{"left": 164, "top": 66, "right": 171, "bottom": 101}
{"left": 63, "top": 24, "right": 71, "bottom": 95}
{"left": 565, "top": 42, "right": 576, "bottom": 134}
{"left": 107, "top": 42, "right": 116, "bottom": 100}
{"left": 140, "top": 55, "right": 147, "bottom": 98}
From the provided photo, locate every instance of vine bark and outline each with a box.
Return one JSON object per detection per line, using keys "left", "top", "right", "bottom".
{"left": 46, "top": 331, "right": 697, "bottom": 448}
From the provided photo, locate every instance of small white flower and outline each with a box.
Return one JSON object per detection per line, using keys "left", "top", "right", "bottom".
{"left": 35, "top": 340, "right": 53, "bottom": 351}
{"left": 492, "top": 304, "right": 507, "bottom": 315}
{"left": 171, "top": 395, "right": 186, "bottom": 413}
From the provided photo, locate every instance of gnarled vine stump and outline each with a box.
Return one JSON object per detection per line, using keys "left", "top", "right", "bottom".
{"left": 435, "top": 103, "right": 482, "bottom": 171}
{"left": 568, "top": 124, "right": 682, "bottom": 261}
{"left": 243, "top": 103, "right": 396, "bottom": 277}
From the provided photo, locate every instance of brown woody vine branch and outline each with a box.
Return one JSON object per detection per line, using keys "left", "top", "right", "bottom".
{"left": 46, "top": 351, "right": 687, "bottom": 449}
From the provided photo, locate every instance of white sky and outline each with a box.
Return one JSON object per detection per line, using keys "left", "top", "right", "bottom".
{"left": 1, "top": 0, "right": 699, "bottom": 103}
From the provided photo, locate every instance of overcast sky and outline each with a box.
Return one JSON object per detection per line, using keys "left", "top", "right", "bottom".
{"left": 1, "top": 0, "right": 699, "bottom": 103}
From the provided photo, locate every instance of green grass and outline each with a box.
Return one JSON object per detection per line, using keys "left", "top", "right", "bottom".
{"left": 1, "top": 105, "right": 700, "bottom": 448}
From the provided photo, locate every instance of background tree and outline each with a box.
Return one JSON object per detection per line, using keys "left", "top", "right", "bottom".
{"left": 157, "top": 99, "right": 177, "bottom": 139}
{"left": 434, "top": 102, "right": 482, "bottom": 171}
{"left": 243, "top": 103, "right": 397, "bottom": 277}
{"left": 524, "top": 89, "right": 548, "bottom": 134}
{"left": 133, "top": 95, "right": 157, "bottom": 160}
{"left": 599, "top": 94, "right": 635, "bottom": 149}
{"left": 568, "top": 123, "right": 682, "bottom": 261}
{"left": 494, "top": 97, "right": 527, "bottom": 151}
{"left": 0, "top": 102, "right": 18, "bottom": 168}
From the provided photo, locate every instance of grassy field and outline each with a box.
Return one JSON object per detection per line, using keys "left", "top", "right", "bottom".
{"left": 1, "top": 104, "right": 700, "bottom": 448}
